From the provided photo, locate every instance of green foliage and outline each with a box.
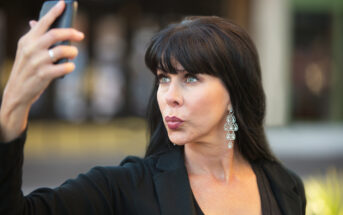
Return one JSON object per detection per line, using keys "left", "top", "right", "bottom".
{"left": 305, "top": 169, "right": 343, "bottom": 215}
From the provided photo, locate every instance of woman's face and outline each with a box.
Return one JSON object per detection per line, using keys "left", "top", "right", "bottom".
{"left": 157, "top": 62, "right": 231, "bottom": 146}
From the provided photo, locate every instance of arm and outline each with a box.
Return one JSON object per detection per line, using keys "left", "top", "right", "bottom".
{"left": 0, "top": 134, "right": 147, "bottom": 214}
{"left": 0, "top": 1, "right": 91, "bottom": 214}
{"left": 0, "top": 1, "right": 83, "bottom": 142}
{"left": 0, "top": 134, "right": 116, "bottom": 214}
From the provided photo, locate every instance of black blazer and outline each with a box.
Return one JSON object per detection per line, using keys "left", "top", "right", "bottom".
{"left": 0, "top": 134, "right": 306, "bottom": 215}
{"left": 142, "top": 147, "right": 306, "bottom": 215}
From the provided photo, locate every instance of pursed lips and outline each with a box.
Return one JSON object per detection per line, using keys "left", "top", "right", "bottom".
{"left": 165, "top": 116, "right": 184, "bottom": 129}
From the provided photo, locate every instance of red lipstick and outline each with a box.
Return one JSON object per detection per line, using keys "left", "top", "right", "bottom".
{"left": 165, "top": 116, "right": 184, "bottom": 129}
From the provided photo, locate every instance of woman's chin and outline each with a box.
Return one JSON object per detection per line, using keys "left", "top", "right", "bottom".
{"left": 167, "top": 130, "right": 194, "bottom": 145}
{"left": 168, "top": 136, "right": 188, "bottom": 146}
{"left": 171, "top": 141, "right": 187, "bottom": 146}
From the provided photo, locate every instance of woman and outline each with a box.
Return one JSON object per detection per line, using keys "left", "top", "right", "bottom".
{"left": 0, "top": 1, "right": 306, "bottom": 214}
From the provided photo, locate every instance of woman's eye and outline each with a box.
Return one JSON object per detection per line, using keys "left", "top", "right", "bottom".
{"left": 158, "top": 75, "right": 170, "bottom": 83}
{"left": 185, "top": 75, "right": 198, "bottom": 83}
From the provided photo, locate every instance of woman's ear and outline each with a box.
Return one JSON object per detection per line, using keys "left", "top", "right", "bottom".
{"left": 227, "top": 104, "right": 232, "bottom": 112}
{"left": 226, "top": 94, "right": 232, "bottom": 112}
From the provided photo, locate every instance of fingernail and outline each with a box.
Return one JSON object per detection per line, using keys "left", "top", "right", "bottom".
{"left": 56, "top": 1, "right": 64, "bottom": 9}
{"left": 29, "top": 21, "right": 35, "bottom": 27}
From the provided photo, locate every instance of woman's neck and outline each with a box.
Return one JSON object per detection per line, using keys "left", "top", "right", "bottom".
{"left": 184, "top": 141, "right": 248, "bottom": 184}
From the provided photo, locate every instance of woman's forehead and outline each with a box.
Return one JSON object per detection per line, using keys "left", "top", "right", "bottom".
{"left": 157, "top": 58, "right": 187, "bottom": 73}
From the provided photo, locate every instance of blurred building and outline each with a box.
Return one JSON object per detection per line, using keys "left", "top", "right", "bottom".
{"left": 1, "top": 0, "right": 342, "bottom": 124}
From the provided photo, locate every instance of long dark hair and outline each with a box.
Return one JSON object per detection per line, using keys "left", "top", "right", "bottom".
{"left": 144, "top": 16, "right": 276, "bottom": 162}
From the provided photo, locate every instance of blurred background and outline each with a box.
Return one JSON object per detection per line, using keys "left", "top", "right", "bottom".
{"left": 0, "top": 0, "right": 342, "bottom": 213}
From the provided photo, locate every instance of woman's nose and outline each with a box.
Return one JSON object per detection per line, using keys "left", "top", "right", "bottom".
{"left": 165, "top": 82, "right": 183, "bottom": 107}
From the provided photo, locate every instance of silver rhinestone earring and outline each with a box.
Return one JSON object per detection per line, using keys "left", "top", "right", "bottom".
{"left": 224, "top": 108, "right": 238, "bottom": 149}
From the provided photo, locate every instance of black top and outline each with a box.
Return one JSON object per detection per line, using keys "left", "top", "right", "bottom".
{"left": 0, "top": 130, "right": 306, "bottom": 215}
{"left": 192, "top": 195, "right": 204, "bottom": 215}
{"left": 191, "top": 163, "right": 283, "bottom": 215}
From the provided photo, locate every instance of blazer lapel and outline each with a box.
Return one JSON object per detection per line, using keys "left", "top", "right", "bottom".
{"left": 153, "top": 147, "right": 197, "bottom": 215}
{"left": 261, "top": 161, "right": 303, "bottom": 215}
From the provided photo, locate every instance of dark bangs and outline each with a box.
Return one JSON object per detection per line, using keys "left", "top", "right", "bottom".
{"left": 145, "top": 19, "right": 227, "bottom": 77}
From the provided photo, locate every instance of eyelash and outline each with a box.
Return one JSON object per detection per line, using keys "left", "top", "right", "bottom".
{"left": 157, "top": 74, "right": 169, "bottom": 83}
{"left": 157, "top": 74, "right": 199, "bottom": 84}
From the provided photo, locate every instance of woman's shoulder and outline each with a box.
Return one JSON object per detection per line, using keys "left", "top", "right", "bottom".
{"left": 88, "top": 152, "right": 165, "bottom": 186}
{"left": 84, "top": 148, "right": 183, "bottom": 194}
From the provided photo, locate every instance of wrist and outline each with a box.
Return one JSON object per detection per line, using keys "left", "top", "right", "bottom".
{"left": 0, "top": 95, "right": 30, "bottom": 142}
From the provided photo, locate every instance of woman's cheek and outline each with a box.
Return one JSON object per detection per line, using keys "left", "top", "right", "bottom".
{"left": 191, "top": 90, "right": 227, "bottom": 127}
{"left": 157, "top": 88, "right": 166, "bottom": 114}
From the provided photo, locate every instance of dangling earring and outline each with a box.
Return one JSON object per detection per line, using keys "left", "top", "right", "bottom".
{"left": 224, "top": 108, "right": 238, "bottom": 149}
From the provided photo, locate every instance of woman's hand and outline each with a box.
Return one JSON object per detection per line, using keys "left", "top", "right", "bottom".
{"left": 0, "top": 1, "right": 84, "bottom": 142}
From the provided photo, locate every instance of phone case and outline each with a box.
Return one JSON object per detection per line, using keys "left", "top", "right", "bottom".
{"left": 39, "top": 0, "right": 78, "bottom": 64}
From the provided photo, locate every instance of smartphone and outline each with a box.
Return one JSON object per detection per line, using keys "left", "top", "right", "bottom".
{"left": 39, "top": 0, "right": 78, "bottom": 64}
